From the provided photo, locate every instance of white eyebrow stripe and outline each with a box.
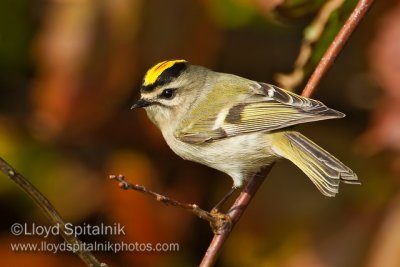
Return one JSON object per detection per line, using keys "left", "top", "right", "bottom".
{"left": 141, "top": 88, "right": 164, "bottom": 99}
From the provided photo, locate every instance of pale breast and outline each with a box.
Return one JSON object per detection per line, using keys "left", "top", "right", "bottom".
{"left": 162, "top": 130, "right": 277, "bottom": 187}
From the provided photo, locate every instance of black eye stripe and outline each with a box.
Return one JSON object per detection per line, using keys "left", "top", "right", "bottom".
{"left": 159, "top": 88, "right": 177, "bottom": 99}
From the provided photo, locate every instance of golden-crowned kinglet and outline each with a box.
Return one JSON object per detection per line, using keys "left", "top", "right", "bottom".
{"left": 132, "top": 60, "right": 358, "bottom": 201}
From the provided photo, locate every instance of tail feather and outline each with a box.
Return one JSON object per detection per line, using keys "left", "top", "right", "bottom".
{"left": 271, "top": 131, "right": 359, "bottom": 197}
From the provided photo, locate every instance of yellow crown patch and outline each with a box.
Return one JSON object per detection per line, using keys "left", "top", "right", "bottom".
{"left": 144, "top": 60, "right": 187, "bottom": 86}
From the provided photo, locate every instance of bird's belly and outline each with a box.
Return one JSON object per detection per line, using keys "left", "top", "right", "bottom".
{"left": 164, "top": 132, "right": 277, "bottom": 186}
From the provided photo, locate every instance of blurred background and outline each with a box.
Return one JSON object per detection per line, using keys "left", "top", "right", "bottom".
{"left": 1, "top": 0, "right": 399, "bottom": 266}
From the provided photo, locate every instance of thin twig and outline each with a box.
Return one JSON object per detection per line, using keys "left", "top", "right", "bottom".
{"left": 109, "top": 175, "right": 231, "bottom": 234}
{"left": 0, "top": 157, "right": 106, "bottom": 267}
{"left": 302, "top": 0, "right": 375, "bottom": 97}
{"left": 200, "top": 0, "right": 375, "bottom": 266}
{"left": 275, "top": 0, "right": 346, "bottom": 90}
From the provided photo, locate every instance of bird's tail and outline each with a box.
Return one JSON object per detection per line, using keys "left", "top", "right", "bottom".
{"left": 271, "top": 131, "right": 359, "bottom": 197}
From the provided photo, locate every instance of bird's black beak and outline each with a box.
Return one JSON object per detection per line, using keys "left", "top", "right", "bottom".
{"left": 131, "top": 99, "right": 152, "bottom": 109}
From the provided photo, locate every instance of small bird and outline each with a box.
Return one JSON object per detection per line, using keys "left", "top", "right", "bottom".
{"left": 132, "top": 60, "right": 358, "bottom": 204}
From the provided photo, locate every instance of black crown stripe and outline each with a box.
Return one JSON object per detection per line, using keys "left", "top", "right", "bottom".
{"left": 141, "top": 62, "right": 187, "bottom": 92}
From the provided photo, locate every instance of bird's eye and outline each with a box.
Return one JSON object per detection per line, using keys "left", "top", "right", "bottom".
{"left": 160, "top": 88, "right": 176, "bottom": 99}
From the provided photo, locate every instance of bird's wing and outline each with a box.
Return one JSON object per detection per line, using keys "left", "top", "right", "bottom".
{"left": 175, "top": 82, "right": 344, "bottom": 144}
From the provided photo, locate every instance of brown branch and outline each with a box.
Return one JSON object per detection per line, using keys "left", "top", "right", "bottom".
{"left": 275, "top": 0, "right": 346, "bottom": 90}
{"left": 200, "top": 166, "right": 273, "bottom": 267}
{"left": 302, "top": 0, "right": 375, "bottom": 98}
{"left": 109, "top": 175, "right": 232, "bottom": 234}
{"left": 0, "top": 157, "right": 106, "bottom": 267}
{"left": 200, "top": 0, "right": 375, "bottom": 266}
